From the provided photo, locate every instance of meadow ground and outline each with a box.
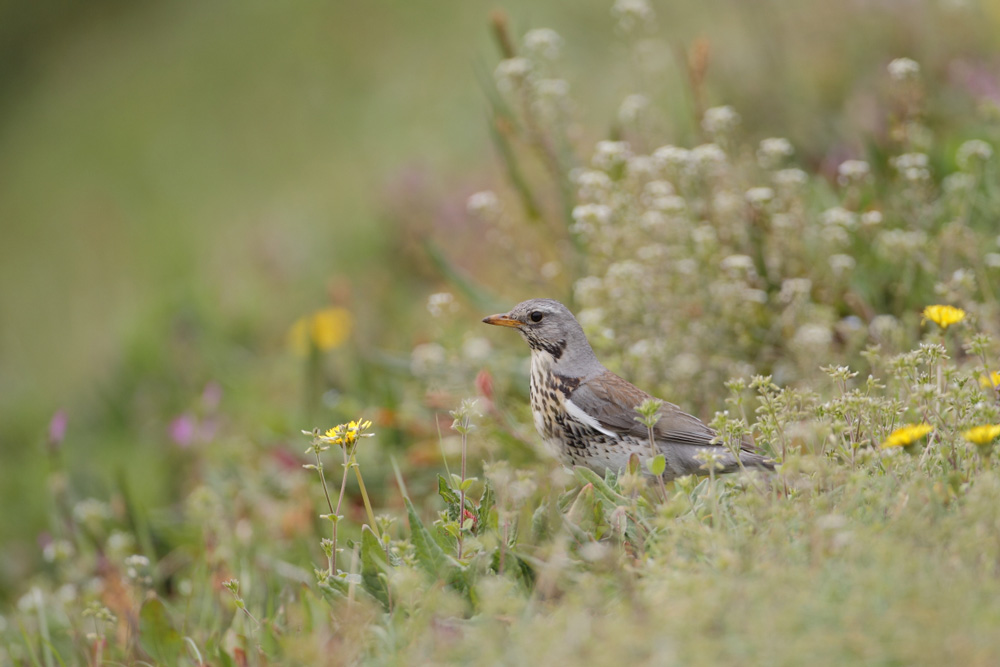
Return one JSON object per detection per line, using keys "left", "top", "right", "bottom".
{"left": 2, "top": 0, "right": 1000, "bottom": 664}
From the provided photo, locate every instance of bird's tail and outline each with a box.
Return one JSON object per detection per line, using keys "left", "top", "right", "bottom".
{"left": 666, "top": 445, "right": 774, "bottom": 479}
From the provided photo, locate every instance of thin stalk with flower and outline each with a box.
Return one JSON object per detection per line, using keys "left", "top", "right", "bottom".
{"left": 450, "top": 399, "right": 481, "bottom": 561}
{"left": 635, "top": 398, "right": 668, "bottom": 502}
{"left": 302, "top": 418, "right": 375, "bottom": 578}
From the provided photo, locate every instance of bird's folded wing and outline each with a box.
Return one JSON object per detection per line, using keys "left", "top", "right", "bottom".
{"left": 569, "top": 371, "right": 718, "bottom": 447}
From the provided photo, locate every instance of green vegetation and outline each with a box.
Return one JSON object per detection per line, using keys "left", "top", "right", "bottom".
{"left": 3, "top": 0, "right": 1000, "bottom": 664}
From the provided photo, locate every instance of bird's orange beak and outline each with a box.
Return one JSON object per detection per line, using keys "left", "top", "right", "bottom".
{"left": 482, "top": 313, "right": 522, "bottom": 328}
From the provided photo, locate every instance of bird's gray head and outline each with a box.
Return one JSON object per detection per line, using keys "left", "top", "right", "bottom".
{"left": 482, "top": 298, "right": 601, "bottom": 375}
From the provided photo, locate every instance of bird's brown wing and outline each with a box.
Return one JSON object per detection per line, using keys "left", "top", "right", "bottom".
{"left": 569, "top": 370, "right": 720, "bottom": 448}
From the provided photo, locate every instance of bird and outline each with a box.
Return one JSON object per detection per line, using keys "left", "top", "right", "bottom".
{"left": 482, "top": 298, "right": 773, "bottom": 480}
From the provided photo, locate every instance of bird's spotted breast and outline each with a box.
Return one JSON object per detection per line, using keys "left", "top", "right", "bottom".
{"left": 528, "top": 350, "right": 635, "bottom": 472}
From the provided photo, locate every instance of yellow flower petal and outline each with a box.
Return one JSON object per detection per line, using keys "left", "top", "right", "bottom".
{"left": 964, "top": 424, "right": 1000, "bottom": 446}
{"left": 922, "top": 305, "right": 966, "bottom": 329}
{"left": 979, "top": 371, "right": 1000, "bottom": 390}
{"left": 882, "top": 423, "right": 934, "bottom": 449}
{"left": 289, "top": 307, "right": 354, "bottom": 356}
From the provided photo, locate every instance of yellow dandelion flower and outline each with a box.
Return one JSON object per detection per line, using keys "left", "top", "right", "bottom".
{"left": 979, "top": 371, "right": 1000, "bottom": 390}
{"left": 921, "top": 305, "right": 966, "bottom": 329}
{"left": 320, "top": 418, "right": 374, "bottom": 448}
{"left": 289, "top": 307, "right": 353, "bottom": 356}
{"left": 964, "top": 424, "right": 1000, "bottom": 447}
{"left": 881, "top": 423, "right": 934, "bottom": 449}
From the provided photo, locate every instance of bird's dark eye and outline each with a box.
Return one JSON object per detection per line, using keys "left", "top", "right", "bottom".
{"left": 530, "top": 311, "right": 543, "bottom": 323}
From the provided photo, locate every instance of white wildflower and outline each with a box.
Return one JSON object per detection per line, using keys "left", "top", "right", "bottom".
{"left": 891, "top": 152, "right": 930, "bottom": 182}
{"left": 592, "top": 140, "right": 632, "bottom": 171}
{"left": 612, "top": 0, "right": 656, "bottom": 33}
{"left": 829, "top": 254, "right": 856, "bottom": 275}
{"left": 466, "top": 191, "right": 500, "bottom": 220}
{"left": 523, "top": 28, "right": 563, "bottom": 62}
{"left": 773, "top": 168, "right": 808, "bottom": 190}
{"left": 653, "top": 145, "right": 692, "bottom": 172}
{"left": 702, "top": 106, "right": 741, "bottom": 136}
{"left": 746, "top": 186, "right": 775, "bottom": 207}
{"left": 779, "top": 278, "right": 812, "bottom": 303}
{"left": 494, "top": 58, "right": 532, "bottom": 94}
{"left": 676, "top": 258, "right": 698, "bottom": 275}
{"left": 876, "top": 229, "right": 927, "bottom": 257}
{"left": 861, "top": 210, "right": 883, "bottom": 226}
{"left": 571, "top": 203, "right": 612, "bottom": 235}
{"left": 888, "top": 57, "right": 920, "bottom": 81}
{"left": 691, "top": 143, "right": 727, "bottom": 168}
{"left": 837, "top": 159, "right": 871, "bottom": 186}
{"left": 720, "top": 254, "right": 756, "bottom": 276}
{"left": 42, "top": 540, "right": 74, "bottom": 563}
{"left": 427, "top": 292, "right": 458, "bottom": 318}
{"left": 636, "top": 243, "right": 668, "bottom": 262}
{"left": 575, "top": 170, "right": 612, "bottom": 203}
{"left": 822, "top": 206, "right": 858, "bottom": 229}
{"left": 533, "top": 78, "right": 571, "bottom": 122}
{"left": 626, "top": 155, "right": 658, "bottom": 180}
{"left": 956, "top": 139, "right": 993, "bottom": 170}
{"left": 822, "top": 224, "right": 850, "bottom": 246}
{"left": 943, "top": 172, "right": 975, "bottom": 195}
{"left": 639, "top": 210, "right": 666, "bottom": 231}
{"left": 17, "top": 588, "right": 44, "bottom": 613}
{"left": 772, "top": 213, "right": 797, "bottom": 230}
{"left": 757, "top": 137, "right": 794, "bottom": 169}
{"left": 618, "top": 94, "right": 650, "bottom": 125}
{"left": 73, "top": 499, "right": 111, "bottom": 526}
{"left": 691, "top": 224, "right": 718, "bottom": 249}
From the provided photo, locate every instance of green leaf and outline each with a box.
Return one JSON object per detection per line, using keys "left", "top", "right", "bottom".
{"left": 405, "top": 496, "right": 453, "bottom": 577}
{"left": 139, "top": 598, "right": 184, "bottom": 666}
{"left": 647, "top": 454, "right": 666, "bottom": 477}
{"left": 531, "top": 502, "right": 553, "bottom": 541}
{"left": 216, "top": 647, "right": 235, "bottom": 667}
{"left": 477, "top": 481, "right": 497, "bottom": 534}
{"left": 437, "top": 474, "right": 459, "bottom": 506}
{"left": 574, "top": 466, "right": 628, "bottom": 504}
{"left": 459, "top": 478, "right": 475, "bottom": 492}
{"left": 360, "top": 525, "right": 391, "bottom": 608}
{"left": 565, "top": 483, "right": 597, "bottom": 533}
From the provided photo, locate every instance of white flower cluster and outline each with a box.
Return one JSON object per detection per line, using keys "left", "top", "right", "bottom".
{"left": 887, "top": 57, "right": 920, "bottom": 81}
{"left": 611, "top": 0, "right": 656, "bottom": 33}
{"left": 523, "top": 28, "right": 563, "bottom": 62}
{"left": 837, "top": 159, "right": 871, "bottom": 186}
{"left": 702, "top": 106, "right": 741, "bottom": 137}
{"left": 891, "top": 152, "right": 930, "bottom": 182}
{"left": 956, "top": 139, "right": 993, "bottom": 170}
{"left": 757, "top": 138, "right": 794, "bottom": 170}
{"left": 427, "top": 292, "right": 458, "bottom": 318}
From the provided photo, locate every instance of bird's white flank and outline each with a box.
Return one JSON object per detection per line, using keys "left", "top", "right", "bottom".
{"left": 564, "top": 399, "right": 619, "bottom": 438}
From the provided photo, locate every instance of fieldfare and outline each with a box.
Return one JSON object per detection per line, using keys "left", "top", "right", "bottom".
{"left": 483, "top": 298, "right": 773, "bottom": 480}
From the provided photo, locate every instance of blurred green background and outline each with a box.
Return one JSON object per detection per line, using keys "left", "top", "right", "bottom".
{"left": 2, "top": 0, "right": 999, "bottom": 596}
